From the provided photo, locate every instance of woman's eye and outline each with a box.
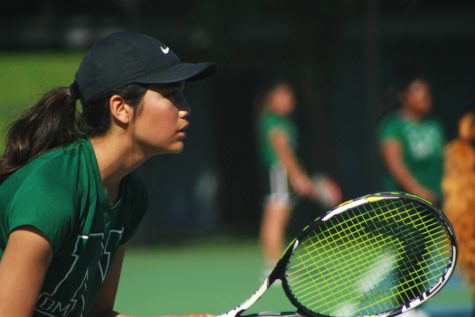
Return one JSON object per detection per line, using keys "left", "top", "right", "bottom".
{"left": 166, "top": 92, "right": 176, "bottom": 101}
{"left": 169, "top": 91, "right": 183, "bottom": 101}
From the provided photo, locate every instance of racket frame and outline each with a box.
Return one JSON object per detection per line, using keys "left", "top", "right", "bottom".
{"left": 218, "top": 192, "right": 457, "bottom": 317}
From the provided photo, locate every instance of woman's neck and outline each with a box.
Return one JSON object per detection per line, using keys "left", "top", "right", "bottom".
{"left": 90, "top": 133, "right": 147, "bottom": 203}
{"left": 400, "top": 107, "right": 424, "bottom": 122}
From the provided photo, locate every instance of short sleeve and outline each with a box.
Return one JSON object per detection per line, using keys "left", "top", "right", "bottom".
{"left": 266, "top": 113, "right": 288, "bottom": 135}
{"left": 119, "top": 172, "right": 148, "bottom": 244}
{"left": 377, "top": 114, "right": 401, "bottom": 143}
{"left": 7, "top": 168, "right": 77, "bottom": 254}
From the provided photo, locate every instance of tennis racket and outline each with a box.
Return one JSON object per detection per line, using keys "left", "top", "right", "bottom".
{"left": 218, "top": 192, "right": 457, "bottom": 317}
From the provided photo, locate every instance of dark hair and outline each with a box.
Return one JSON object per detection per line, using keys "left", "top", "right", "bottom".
{"left": 0, "top": 83, "right": 148, "bottom": 183}
{"left": 380, "top": 67, "right": 429, "bottom": 117}
{"left": 251, "top": 78, "right": 294, "bottom": 144}
{"left": 253, "top": 78, "right": 293, "bottom": 115}
{"left": 78, "top": 84, "right": 148, "bottom": 136}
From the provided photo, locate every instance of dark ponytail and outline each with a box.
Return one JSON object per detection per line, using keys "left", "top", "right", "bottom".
{"left": 0, "top": 88, "right": 78, "bottom": 182}
{"left": 0, "top": 83, "right": 148, "bottom": 183}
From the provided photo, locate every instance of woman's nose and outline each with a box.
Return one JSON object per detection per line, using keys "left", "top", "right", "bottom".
{"left": 178, "top": 99, "right": 191, "bottom": 117}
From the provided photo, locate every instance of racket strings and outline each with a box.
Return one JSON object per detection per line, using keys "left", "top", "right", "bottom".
{"left": 285, "top": 199, "right": 453, "bottom": 316}
{"left": 288, "top": 224, "right": 448, "bottom": 292}
{"left": 288, "top": 207, "right": 449, "bottom": 282}
{"left": 292, "top": 204, "right": 452, "bottom": 312}
{"left": 299, "top": 202, "right": 450, "bottom": 281}
{"left": 291, "top": 230, "right": 403, "bottom": 307}
{"left": 288, "top": 224, "right": 450, "bottom": 297}
{"left": 288, "top": 213, "right": 445, "bottom": 276}
{"left": 288, "top": 236, "right": 452, "bottom": 311}
{"left": 288, "top": 234, "right": 399, "bottom": 311}
{"left": 288, "top": 237, "right": 436, "bottom": 313}
{"left": 289, "top": 226, "right": 398, "bottom": 292}
{"left": 290, "top": 205, "right": 450, "bottom": 306}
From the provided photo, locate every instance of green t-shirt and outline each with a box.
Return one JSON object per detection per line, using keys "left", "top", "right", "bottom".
{"left": 257, "top": 109, "right": 297, "bottom": 168}
{"left": 377, "top": 112, "right": 444, "bottom": 197}
{"left": 0, "top": 138, "right": 148, "bottom": 317}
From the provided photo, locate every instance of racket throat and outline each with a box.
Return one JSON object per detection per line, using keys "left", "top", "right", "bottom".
{"left": 218, "top": 278, "right": 272, "bottom": 317}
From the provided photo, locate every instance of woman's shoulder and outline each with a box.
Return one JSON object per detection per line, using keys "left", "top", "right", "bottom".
{"left": 377, "top": 112, "right": 405, "bottom": 140}
{"left": 260, "top": 109, "right": 292, "bottom": 127}
{"left": 3, "top": 139, "right": 89, "bottom": 192}
{"left": 0, "top": 141, "right": 89, "bottom": 233}
{"left": 379, "top": 111, "right": 401, "bottom": 125}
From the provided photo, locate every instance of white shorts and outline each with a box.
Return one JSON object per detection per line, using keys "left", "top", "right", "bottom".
{"left": 264, "top": 163, "right": 293, "bottom": 206}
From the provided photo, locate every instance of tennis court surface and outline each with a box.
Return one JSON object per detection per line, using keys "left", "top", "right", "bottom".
{"left": 116, "top": 239, "right": 471, "bottom": 317}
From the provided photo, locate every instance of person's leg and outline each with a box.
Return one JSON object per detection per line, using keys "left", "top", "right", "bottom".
{"left": 259, "top": 200, "right": 292, "bottom": 270}
{"left": 260, "top": 163, "right": 293, "bottom": 273}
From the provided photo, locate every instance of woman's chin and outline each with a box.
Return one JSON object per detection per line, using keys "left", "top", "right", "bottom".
{"left": 165, "top": 142, "right": 185, "bottom": 154}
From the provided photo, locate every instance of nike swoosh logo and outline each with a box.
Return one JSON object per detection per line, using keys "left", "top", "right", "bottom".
{"left": 161, "top": 46, "right": 170, "bottom": 54}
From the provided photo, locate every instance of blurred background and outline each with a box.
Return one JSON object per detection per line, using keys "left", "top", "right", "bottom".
{"left": 1, "top": 0, "right": 474, "bottom": 315}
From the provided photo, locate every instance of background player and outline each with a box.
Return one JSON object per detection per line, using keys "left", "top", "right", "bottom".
{"left": 377, "top": 74, "right": 445, "bottom": 204}
{"left": 255, "top": 78, "right": 341, "bottom": 272}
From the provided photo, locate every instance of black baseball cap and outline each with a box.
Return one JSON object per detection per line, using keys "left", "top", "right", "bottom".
{"left": 73, "top": 31, "right": 217, "bottom": 104}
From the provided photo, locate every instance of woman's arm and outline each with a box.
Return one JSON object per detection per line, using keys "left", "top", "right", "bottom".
{"left": 380, "top": 139, "right": 437, "bottom": 202}
{"left": 87, "top": 244, "right": 126, "bottom": 317}
{"left": 0, "top": 227, "right": 53, "bottom": 316}
{"left": 88, "top": 244, "right": 214, "bottom": 317}
{"left": 269, "top": 128, "right": 314, "bottom": 198}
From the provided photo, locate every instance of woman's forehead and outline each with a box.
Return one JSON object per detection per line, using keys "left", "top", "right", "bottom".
{"left": 148, "top": 81, "right": 185, "bottom": 91}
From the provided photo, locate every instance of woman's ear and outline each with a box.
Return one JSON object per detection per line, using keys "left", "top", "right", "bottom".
{"left": 109, "top": 95, "right": 133, "bottom": 126}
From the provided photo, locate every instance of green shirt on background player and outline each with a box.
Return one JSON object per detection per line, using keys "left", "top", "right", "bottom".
{"left": 257, "top": 108, "right": 298, "bottom": 169}
{"left": 378, "top": 76, "right": 444, "bottom": 205}
{"left": 0, "top": 138, "right": 147, "bottom": 316}
{"left": 378, "top": 112, "right": 444, "bottom": 197}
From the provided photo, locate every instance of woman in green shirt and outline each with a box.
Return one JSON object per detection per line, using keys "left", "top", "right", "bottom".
{"left": 0, "top": 31, "right": 216, "bottom": 317}
{"left": 378, "top": 76, "right": 444, "bottom": 204}
{"left": 256, "top": 79, "right": 341, "bottom": 271}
